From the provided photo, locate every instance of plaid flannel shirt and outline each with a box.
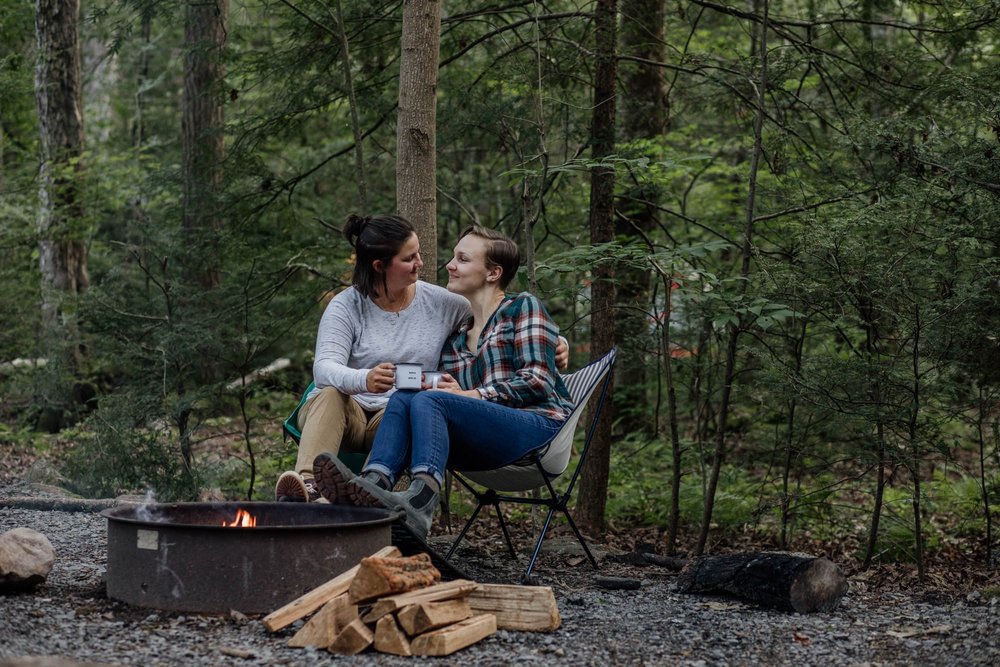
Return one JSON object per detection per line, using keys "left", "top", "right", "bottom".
{"left": 441, "top": 292, "right": 574, "bottom": 421}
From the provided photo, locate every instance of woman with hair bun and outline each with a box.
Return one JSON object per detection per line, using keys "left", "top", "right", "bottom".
{"left": 274, "top": 213, "right": 470, "bottom": 502}
{"left": 276, "top": 214, "right": 570, "bottom": 502}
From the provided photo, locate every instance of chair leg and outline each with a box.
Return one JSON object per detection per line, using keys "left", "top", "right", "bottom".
{"left": 523, "top": 507, "right": 558, "bottom": 581}
{"left": 559, "top": 505, "right": 599, "bottom": 570}
{"left": 492, "top": 502, "right": 518, "bottom": 560}
{"left": 445, "top": 500, "right": 487, "bottom": 560}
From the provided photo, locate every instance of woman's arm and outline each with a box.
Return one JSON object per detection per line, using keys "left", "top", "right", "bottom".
{"left": 312, "top": 295, "right": 371, "bottom": 395}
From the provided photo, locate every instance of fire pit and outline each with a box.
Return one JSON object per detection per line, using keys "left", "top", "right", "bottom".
{"left": 102, "top": 502, "right": 401, "bottom": 614}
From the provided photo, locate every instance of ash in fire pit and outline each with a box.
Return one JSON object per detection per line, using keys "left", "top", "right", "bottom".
{"left": 102, "top": 502, "right": 401, "bottom": 614}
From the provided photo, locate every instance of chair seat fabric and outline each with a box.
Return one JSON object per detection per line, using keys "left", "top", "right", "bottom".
{"left": 454, "top": 350, "right": 613, "bottom": 492}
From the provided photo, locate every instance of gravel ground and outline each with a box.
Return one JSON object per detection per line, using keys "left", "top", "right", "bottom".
{"left": 1, "top": 483, "right": 998, "bottom": 667}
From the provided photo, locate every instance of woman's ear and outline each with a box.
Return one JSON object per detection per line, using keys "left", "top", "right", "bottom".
{"left": 372, "top": 259, "right": 384, "bottom": 274}
{"left": 486, "top": 266, "right": 503, "bottom": 284}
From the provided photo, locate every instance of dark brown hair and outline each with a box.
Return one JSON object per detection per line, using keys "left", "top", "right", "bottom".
{"left": 458, "top": 225, "right": 520, "bottom": 289}
{"left": 343, "top": 214, "right": 416, "bottom": 299}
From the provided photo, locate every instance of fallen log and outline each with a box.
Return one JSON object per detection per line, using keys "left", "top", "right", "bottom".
{"left": 677, "top": 552, "right": 848, "bottom": 613}
{"left": 262, "top": 545, "right": 400, "bottom": 632}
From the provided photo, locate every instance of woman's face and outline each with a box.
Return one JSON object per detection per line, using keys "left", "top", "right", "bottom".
{"left": 446, "top": 234, "right": 493, "bottom": 296}
{"left": 380, "top": 233, "right": 423, "bottom": 292}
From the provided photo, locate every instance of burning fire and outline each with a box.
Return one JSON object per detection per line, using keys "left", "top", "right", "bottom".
{"left": 223, "top": 508, "right": 257, "bottom": 528}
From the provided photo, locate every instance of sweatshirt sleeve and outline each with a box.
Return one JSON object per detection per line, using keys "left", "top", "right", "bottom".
{"left": 311, "top": 293, "right": 371, "bottom": 395}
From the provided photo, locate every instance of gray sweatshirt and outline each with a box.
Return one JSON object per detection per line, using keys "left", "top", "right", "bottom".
{"left": 310, "top": 281, "right": 471, "bottom": 411}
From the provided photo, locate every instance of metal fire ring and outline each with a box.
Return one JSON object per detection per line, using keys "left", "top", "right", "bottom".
{"left": 102, "top": 502, "right": 402, "bottom": 614}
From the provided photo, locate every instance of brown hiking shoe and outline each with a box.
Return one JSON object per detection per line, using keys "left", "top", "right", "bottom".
{"left": 274, "top": 471, "right": 319, "bottom": 502}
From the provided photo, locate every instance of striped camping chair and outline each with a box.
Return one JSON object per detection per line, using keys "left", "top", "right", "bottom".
{"left": 445, "top": 347, "right": 617, "bottom": 581}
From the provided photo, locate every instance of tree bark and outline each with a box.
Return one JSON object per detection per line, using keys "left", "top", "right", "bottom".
{"left": 615, "top": 0, "right": 667, "bottom": 437}
{"left": 577, "top": 0, "right": 618, "bottom": 533}
{"left": 182, "top": 0, "right": 227, "bottom": 289}
{"left": 34, "top": 0, "right": 90, "bottom": 430}
{"left": 396, "top": 0, "right": 440, "bottom": 280}
{"left": 695, "top": 0, "right": 769, "bottom": 556}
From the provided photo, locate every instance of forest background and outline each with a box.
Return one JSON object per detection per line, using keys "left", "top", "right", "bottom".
{"left": 2, "top": 0, "right": 999, "bottom": 587}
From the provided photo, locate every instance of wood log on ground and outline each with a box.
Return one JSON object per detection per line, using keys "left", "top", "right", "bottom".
{"left": 327, "top": 617, "right": 374, "bottom": 655}
{"left": 262, "top": 545, "right": 400, "bottom": 632}
{"left": 466, "top": 583, "right": 561, "bottom": 632}
{"left": 348, "top": 552, "right": 441, "bottom": 604}
{"left": 677, "top": 552, "right": 848, "bottom": 613}
{"left": 397, "top": 598, "right": 472, "bottom": 636}
{"left": 410, "top": 614, "right": 498, "bottom": 657}
{"left": 373, "top": 614, "right": 412, "bottom": 656}
{"left": 361, "top": 580, "right": 480, "bottom": 623}
{"left": 287, "top": 593, "right": 358, "bottom": 648}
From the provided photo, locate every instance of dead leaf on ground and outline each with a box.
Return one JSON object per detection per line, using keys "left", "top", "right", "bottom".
{"left": 792, "top": 631, "right": 811, "bottom": 646}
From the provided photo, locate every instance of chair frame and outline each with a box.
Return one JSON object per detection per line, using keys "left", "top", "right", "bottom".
{"left": 445, "top": 348, "right": 617, "bottom": 581}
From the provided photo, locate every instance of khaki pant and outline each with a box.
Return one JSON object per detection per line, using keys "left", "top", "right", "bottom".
{"left": 294, "top": 387, "right": 384, "bottom": 478}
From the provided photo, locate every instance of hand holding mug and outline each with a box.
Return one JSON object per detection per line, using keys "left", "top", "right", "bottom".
{"left": 423, "top": 372, "right": 458, "bottom": 391}
{"left": 366, "top": 362, "right": 397, "bottom": 393}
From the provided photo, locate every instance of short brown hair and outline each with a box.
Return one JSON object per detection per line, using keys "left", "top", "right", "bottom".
{"left": 458, "top": 225, "right": 520, "bottom": 289}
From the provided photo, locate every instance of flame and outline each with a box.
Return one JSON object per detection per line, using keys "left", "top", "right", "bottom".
{"left": 223, "top": 508, "right": 257, "bottom": 528}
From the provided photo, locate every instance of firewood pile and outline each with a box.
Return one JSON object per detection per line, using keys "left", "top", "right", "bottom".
{"left": 261, "top": 546, "right": 561, "bottom": 657}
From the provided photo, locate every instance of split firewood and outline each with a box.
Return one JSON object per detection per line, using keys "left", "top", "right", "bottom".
{"left": 327, "top": 617, "right": 374, "bottom": 656}
{"left": 287, "top": 593, "right": 358, "bottom": 649}
{"left": 348, "top": 552, "right": 441, "bottom": 604}
{"left": 373, "top": 614, "right": 413, "bottom": 656}
{"left": 262, "top": 545, "right": 400, "bottom": 632}
{"left": 397, "top": 598, "right": 473, "bottom": 636}
{"left": 467, "top": 583, "right": 561, "bottom": 632}
{"left": 410, "top": 613, "right": 498, "bottom": 657}
{"left": 677, "top": 551, "right": 848, "bottom": 613}
{"left": 361, "top": 579, "right": 480, "bottom": 623}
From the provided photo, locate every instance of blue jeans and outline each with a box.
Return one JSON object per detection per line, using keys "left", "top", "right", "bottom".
{"left": 365, "top": 390, "right": 564, "bottom": 486}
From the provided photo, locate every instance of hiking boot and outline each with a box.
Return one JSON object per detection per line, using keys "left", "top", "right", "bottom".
{"left": 274, "top": 471, "right": 319, "bottom": 502}
{"left": 351, "top": 477, "right": 438, "bottom": 540}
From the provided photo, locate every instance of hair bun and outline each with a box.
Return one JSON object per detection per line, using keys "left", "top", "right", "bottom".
{"left": 343, "top": 213, "right": 371, "bottom": 247}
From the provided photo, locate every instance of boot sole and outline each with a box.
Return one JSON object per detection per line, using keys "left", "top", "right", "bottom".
{"left": 312, "top": 454, "right": 356, "bottom": 505}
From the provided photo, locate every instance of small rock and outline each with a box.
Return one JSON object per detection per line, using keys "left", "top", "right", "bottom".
{"left": 0, "top": 527, "right": 56, "bottom": 592}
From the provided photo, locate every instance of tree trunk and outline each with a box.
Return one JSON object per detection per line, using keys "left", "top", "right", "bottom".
{"left": 577, "top": 0, "right": 618, "bottom": 533}
{"left": 335, "top": 0, "right": 368, "bottom": 214}
{"left": 614, "top": 0, "right": 667, "bottom": 436}
{"left": 34, "top": 0, "right": 90, "bottom": 430}
{"left": 182, "top": 0, "right": 227, "bottom": 289}
{"left": 695, "top": 0, "right": 769, "bottom": 555}
{"left": 396, "top": 0, "right": 440, "bottom": 280}
{"left": 678, "top": 552, "right": 848, "bottom": 613}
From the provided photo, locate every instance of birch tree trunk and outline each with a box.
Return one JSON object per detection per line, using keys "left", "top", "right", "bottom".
{"left": 34, "top": 0, "right": 89, "bottom": 430}
{"left": 182, "top": 0, "right": 227, "bottom": 289}
{"left": 396, "top": 0, "right": 440, "bottom": 280}
{"left": 577, "top": 0, "right": 618, "bottom": 533}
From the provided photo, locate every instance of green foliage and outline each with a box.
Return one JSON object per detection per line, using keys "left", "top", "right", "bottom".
{"left": 63, "top": 393, "right": 201, "bottom": 501}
